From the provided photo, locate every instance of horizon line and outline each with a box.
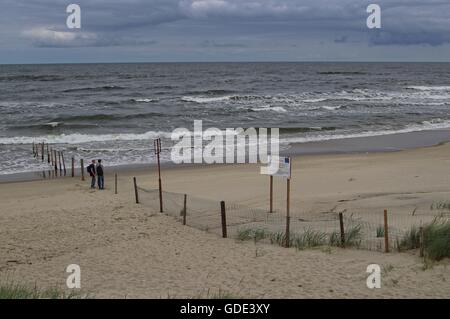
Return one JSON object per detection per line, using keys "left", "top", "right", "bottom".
{"left": 2, "top": 60, "right": 450, "bottom": 66}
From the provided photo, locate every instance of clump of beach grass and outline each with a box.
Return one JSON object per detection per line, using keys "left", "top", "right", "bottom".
{"left": 376, "top": 226, "right": 385, "bottom": 238}
{"left": 397, "top": 218, "right": 450, "bottom": 261}
{"left": 0, "top": 282, "right": 87, "bottom": 299}
{"left": 269, "top": 231, "right": 288, "bottom": 247}
{"left": 236, "top": 227, "right": 269, "bottom": 242}
{"left": 423, "top": 219, "right": 450, "bottom": 261}
{"left": 397, "top": 225, "right": 421, "bottom": 252}
{"left": 430, "top": 201, "right": 450, "bottom": 211}
{"left": 328, "top": 225, "right": 363, "bottom": 248}
{"left": 237, "top": 224, "right": 363, "bottom": 250}
{"left": 293, "top": 229, "right": 327, "bottom": 250}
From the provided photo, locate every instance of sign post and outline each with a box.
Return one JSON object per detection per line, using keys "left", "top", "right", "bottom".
{"left": 262, "top": 156, "right": 292, "bottom": 247}
{"left": 269, "top": 175, "right": 273, "bottom": 213}
{"left": 154, "top": 138, "right": 163, "bottom": 213}
{"left": 286, "top": 174, "right": 291, "bottom": 248}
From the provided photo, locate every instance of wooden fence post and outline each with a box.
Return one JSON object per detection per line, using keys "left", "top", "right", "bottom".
{"left": 339, "top": 212, "right": 345, "bottom": 248}
{"left": 61, "top": 152, "right": 66, "bottom": 176}
{"left": 133, "top": 177, "right": 139, "bottom": 204}
{"left": 269, "top": 175, "right": 273, "bottom": 213}
{"left": 384, "top": 209, "right": 389, "bottom": 253}
{"left": 155, "top": 138, "right": 163, "bottom": 213}
{"left": 419, "top": 226, "right": 424, "bottom": 258}
{"left": 58, "top": 151, "right": 62, "bottom": 174}
{"left": 54, "top": 150, "right": 58, "bottom": 172}
{"left": 285, "top": 178, "right": 291, "bottom": 248}
{"left": 47, "top": 144, "right": 50, "bottom": 163}
{"left": 182, "top": 194, "right": 187, "bottom": 225}
{"left": 71, "top": 157, "right": 75, "bottom": 177}
{"left": 114, "top": 173, "right": 118, "bottom": 194}
{"left": 220, "top": 201, "right": 227, "bottom": 238}
{"left": 80, "top": 159, "right": 85, "bottom": 181}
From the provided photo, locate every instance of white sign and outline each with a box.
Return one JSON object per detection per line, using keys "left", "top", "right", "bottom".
{"left": 264, "top": 156, "right": 291, "bottom": 179}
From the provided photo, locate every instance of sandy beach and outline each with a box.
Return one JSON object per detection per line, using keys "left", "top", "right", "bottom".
{"left": 0, "top": 142, "right": 449, "bottom": 298}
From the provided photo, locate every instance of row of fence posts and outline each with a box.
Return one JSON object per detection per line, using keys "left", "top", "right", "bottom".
{"left": 125, "top": 139, "right": 425, "bottom": 255}
{"left": 32, "top": 142, "right": 123, "bottom": 196}
{"left": 216, "top": 206, "right": 424, "bottom": 253}
{"left": 131, "top": 184, "right": 426, "bottom": 254}
{"left": 32, "top": 142, "right": 67, "bottom": 177}
{"left": 131, "top": 137, "right": 164, "bottom": 209}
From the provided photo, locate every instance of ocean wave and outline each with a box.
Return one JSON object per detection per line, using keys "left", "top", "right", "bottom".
{"left": 0, "top": 75, "right": 65, "bottom": 82}
{"left": 131, "top": 98, "right": 159, "bottom": 103}
{"left": 304, "top": 98, "right": 328, "bottom": 103}
{"left": 251, "top": 106, "right": 287, "bottom": 113}
{"left": 181, "top": 94, "right": 265, "bottom": 104}
{"left": 0, "top": 131, "right": 174, "bottom": 145}
{"left": 9, "top": 122, "right": 100, "bottom": 131}
{"left": 281, "top": 119, "right": 450, "bottom": 144}
{"left": 320, "top": 105, "right": 345, "bottom": 111}
{"left": 317, "top": 71, "right": 367, "bottom": 75}
{"left": 184, "top": 89, "right": 236, "bottom": 96}
{"left": 62, "top": 85, "right": 125, "bottom": 93}
{"left": 406, "top": 86, "right": 450, "bottom": 91}
{"left": 45, "top": 112, "right": 166, "bottom": 123}
{"left": 181, "top": 96, "right": 234, "bottom": 103}
{"left": 280, "top": 127, "right": 336, "bottom": 133}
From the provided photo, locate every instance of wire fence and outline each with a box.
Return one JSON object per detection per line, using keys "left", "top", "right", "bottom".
{"left": 135, "top": 184, "right": 450, "bottom": 253}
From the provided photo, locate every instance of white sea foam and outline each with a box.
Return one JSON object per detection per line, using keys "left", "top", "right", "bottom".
{"left": 281, "top": 119, "right": 450, "bottom": 144}
{"left": 251, "top": 106, "right": 287, "bottom": 113}
{"left": 181, "top": 96, "right": 233, "bottom": 103}
{"left": 45, "top": 122, "right": 63, "bottom": 128}
{"left": 320, "top": 105, "right": 342, "bottom": 111}
{"left": 133, "top": 98, "right": 158, "bottom": 103}
{"left": 0, "top": 131, "right": 174, "bottom": 145}
{"left": 406, "top": 86, "right": 450, "bottom": 91}
{"left": 304, "top": 98, "right": 328, "bottom": 103}
{"left": 2, "top": 118, "right": 449, "bottom": 147}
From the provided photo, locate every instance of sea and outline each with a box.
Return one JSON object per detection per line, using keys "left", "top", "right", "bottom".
{"left": 1, "top": 62, "right": 450, "bottom": 175}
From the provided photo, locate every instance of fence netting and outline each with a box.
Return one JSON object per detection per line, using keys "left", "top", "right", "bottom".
{"left": 136, "top": 185, "right": 450, "bottom": 252}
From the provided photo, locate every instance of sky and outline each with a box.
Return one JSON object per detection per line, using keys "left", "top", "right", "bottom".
{"left": 1, "top": 0, "right": 450, "bottom": 63}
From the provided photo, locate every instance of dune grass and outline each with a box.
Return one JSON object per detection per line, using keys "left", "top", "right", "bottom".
{"left": 423, "top": 219, "right": 450, "bottom": 261}
{"left": 0, "top": 282, "right": 87, "bottom": 299}
{"left": 236, "top": 228, "right": 269, "bottom": 242}
{"left": 237, "top": 224, "right": 363, "bottom": 250}
{"left": 376, "top": 226, "right": 385, "bottom": 238}
{"left": 397, "top": 225, "right": 421, "bottom": 251}
{"left": 398, "top": 219, "right": 450, "bottom": 261}
{"left": 430, "top": 201, "right": 450, "bottom": 211}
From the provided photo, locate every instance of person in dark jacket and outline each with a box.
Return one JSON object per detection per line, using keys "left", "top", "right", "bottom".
{"left": 87, "top": 160, "right": 96, "bottom": 189}
{"left": 96, "top": 159, "right": 104, "bottom": 190}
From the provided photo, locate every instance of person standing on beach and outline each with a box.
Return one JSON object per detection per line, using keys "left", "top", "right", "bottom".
{"left": 96, "top": 159, "right": 104, "bottom": 190}
{"left": 87, "top": 160, "right": 96, "bottom": 189}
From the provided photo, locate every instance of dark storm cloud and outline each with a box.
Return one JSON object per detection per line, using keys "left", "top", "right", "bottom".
{"left": 200, "top": 40, "right": 247, "bottom": 48}
{"left": 1, "top": 0, "right": 450, "bottom": 62}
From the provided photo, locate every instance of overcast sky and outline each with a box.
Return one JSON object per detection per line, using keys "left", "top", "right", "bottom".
{"left": 1, "top": 0, "right": 450, "bottom": 63}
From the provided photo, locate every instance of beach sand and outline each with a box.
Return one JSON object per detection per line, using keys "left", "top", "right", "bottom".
{"left": 0, "top": 143, "right": 449, "bottom": 298}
